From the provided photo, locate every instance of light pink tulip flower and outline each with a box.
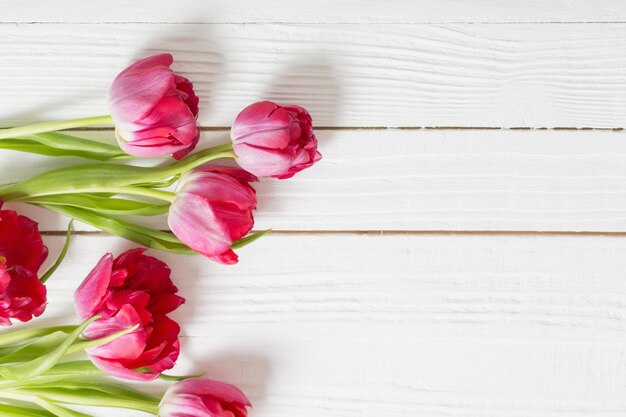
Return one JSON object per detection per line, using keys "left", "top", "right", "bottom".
{"left": 231, "top": 101, "right": 322, "bottom": 179}
{"left": 159, "top": 378, "right": 251, "bottom": 417}
{"left": 108, "top": 54, "right": 200, "bottom": 159}
{"left": 168, "top": 165, "right": 257, "bottom": 265}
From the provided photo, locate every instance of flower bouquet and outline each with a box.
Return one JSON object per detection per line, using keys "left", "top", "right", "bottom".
{"left": 0, "top": 53, "right": 322, "bottom": 416}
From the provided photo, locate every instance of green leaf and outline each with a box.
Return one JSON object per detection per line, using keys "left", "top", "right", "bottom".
{"left": 33, "top": 399, "right": 94, "bottom": 417}
{"left": 16, "top": 382, "right": 159, "bottom": 414}
{"left": 0, "top": 163, "right": 161, "bottom": 200}
{"left": 65, "top": 324, "right": 139, "bottom": 354}
{"left": 44, "top": 360, "right": 103, "bottom": 377}
{"left": 0, "top": 317, "right": 97, "bottom": 379}
{"left": 0, "top": 362, "right": 104, "bottom": 390}
{"left": 0, "top": 332, "right": 69, "bottom": 364}
{"left": 0, "top": 403, "right": 56, "bottom": 417}
{"left": 159, "top": 372, "right": 204, "bottom": 382}
{"left": 0, "top": 143, "right": 234, "bottom": 201}
{"left": 0, "top": 138, "right": 126, "bottom": 161}
{"left": 23, "top": 380, "right": 158, "bottom": 404}
{"left": 0, "top": 326, "right": 78, "bottom": 348}
{"left": 38, "top": 204, "right": 196, "bottom": 254}
{"left": 231, "top": 229, "right": 272, "bottom": 250}
{"left": 40, "top": 220, "right": 73, "bottom": 283}
{"left": 31, "top": 132, "right": 127, "bottom": 159}
{"left": 27, "top": 194, "right": 170, "bottom": 216}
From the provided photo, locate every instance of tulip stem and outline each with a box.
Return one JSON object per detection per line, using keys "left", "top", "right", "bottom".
{"left": 99, "top": 186, "right": 176, "bottom": 203}
{"left": 0, "top": 115, "right": 114, "bottom": 139}
{"left": 159, "top": 143, "right": 235, "bottom": 176}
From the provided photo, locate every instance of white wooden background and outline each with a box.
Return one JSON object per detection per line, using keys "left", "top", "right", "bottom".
{"left": 3, "top": 1, "right": 626, "bottom": 416}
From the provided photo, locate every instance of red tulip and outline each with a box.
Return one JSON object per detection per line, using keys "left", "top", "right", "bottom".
{"left": 168, "top": 165, "right": 257, "bottom": 265}
{"left": 75, "top": 248, "right": 185, "bottom": 380}
{"left": 108, "top": 54, "right": 200, "bottom": 159}
{"left": 159, "top": 378, "right": 251, "bottom": 417}
{"left": 0, "top": 205, "right": 47, "bottom": 325}
{"left": 231, "top": 101, "right": 322, "bottom": 179}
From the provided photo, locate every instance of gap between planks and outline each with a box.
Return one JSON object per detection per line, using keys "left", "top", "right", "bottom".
{"left": 41, "top": 230, "right": 626, "bottom": 237}
{"left": 8, "top": 21, "right": 626, "bottom": 25}
{"left": 45, "top": 126, "right": 626, "bottom": 132}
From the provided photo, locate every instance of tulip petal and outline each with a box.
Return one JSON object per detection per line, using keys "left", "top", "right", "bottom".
{"left": 234, "top": 143, "right": 293, "bottom": 177}
{"left": 74, "top": 253, "right": 113, "bottom": 319}
{"left": 175, "top": 378, "right": 252, "bottom": 407}
{"left": 168, "top": 193, "right": 233, "bottom": 258}
{"left": 88, "top": 355, "right": 160, "bottom": 381}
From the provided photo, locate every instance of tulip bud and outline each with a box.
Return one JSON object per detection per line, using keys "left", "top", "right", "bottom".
{"left": 108, "top": 54, "right": 200, "bottom": 159}
{"left": 159, "top": 377, "right": 251, "bottom": 417}
{"left": 231, "top": 101, "right": 322, "bottom": 179}
{"left": 168, "top": 165, "right": 257, "bottom": 264}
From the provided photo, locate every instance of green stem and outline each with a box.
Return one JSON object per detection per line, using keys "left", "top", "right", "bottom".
{"left": 157, "top": 143, "right": 235, "bottom": 177}
{"left": 6, "top": 388, "right": 160, "bottom": 414}
{"left": 0, "top": 116, "right": 114, "bottom": 140}
{"left": 0, "top": 326, "right": 78, "bottom": 347}
{"left": 89, "top": 187, "right": 176, "bottom": 203}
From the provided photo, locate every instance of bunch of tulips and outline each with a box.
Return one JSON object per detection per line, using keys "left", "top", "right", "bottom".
{"left": 0, "top": 53, "right": 322, "bottom": 416}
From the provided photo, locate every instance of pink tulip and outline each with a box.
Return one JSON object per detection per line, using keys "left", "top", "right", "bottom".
{"left": 108, "top": 54, "right": 200, "bottom": 159}
{"left": 159, "top": 378, "right": 251, "bottom": 417}
{"left": 168, "top": 165, "right": 257, "bottom": 265}
{"left": 75, "top": 248, "right": 185, "bottom": 380}
{"left": 230, "top": 101, "right": 322, "bottom": 179}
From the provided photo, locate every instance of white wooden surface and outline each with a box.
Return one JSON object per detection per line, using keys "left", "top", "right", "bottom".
{"left": 3, "top": 2, "right": 626, "bottom": 416}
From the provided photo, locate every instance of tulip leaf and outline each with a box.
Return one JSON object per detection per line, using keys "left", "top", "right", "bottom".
{"left": 232, "top": 229, "right": 272, "bottom": 250}
{"left": 30, "top": 132, "right": 127, "bottom": 159}
{"left": 0, "top": 332, "right": 69, "bottom": 364}
{"left": 38, "top": 204, "right": 196, "bottom": 254}
{"left": 0, "top": 326, "right": 78, "bottom": 348}
{"left": 33, "top": 399, "right": 94, "bottom": 417}
{"left": 22, "top": 380, "right": 159, "bottom": 404}
{"left": 0, "top": 138, "right": 127, "bottom": 161}
{"left": 27, "top": 194, "right": 170, "bottom": 216}
{"left": 0, "top": 144, "right": 234, "bottom": 201}
{"left": 0, "top": 404, "right": 56, "bottom": 417}
{"left": 66, "top": 324, "right": 139, "bottom": 354}
{"left": 159, "top": 371, "right": 204, "bottom": 381}
{"left": 16, "top": 382, "right": 159, "bottom": 414}
{"left": 0, "top": 362, "right": 104, "bottom": 390}
{"left": 0, "top": 163, "right": 162, "bottom": 200}
{"left": 41, "top": 220, "right": 73, "bottom": 283}
{"left": 0, "top": 317, "right": 97, "bottom": 380}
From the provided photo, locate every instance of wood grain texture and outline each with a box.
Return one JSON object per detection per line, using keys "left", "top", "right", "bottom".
{"left": 6, "top": 129, "right": 626, "bottom": 233}
{"left": 36, "top": 233, "right": 626, "bottom": 417}
{"left": 2, "top": 23, "right": 626, "bottom": 127}
{"left": 3, "top": 0, "right": 626, "bottom": 23}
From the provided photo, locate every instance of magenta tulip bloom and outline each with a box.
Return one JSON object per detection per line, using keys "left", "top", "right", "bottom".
{"left": 108, "top": 54, "right": 200, "bottom": 159}
{"left": 0, "top": 205, "right": 48, "bottom": 325}
{"left": 75, "top": 249, "right": 185, "bottom": 380}
{"left": 230, "top": 101, "right": 322, "bottom": 179}
{"left": 159, "top": 378, "right": 251, "bottom": 417}
{"left": 168, "top": 165, "right": 257, "bottom": 265}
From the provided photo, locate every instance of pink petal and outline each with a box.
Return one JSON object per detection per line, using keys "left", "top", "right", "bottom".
{"left": 174, "top": 378, "right": 252, "bottom": 407}
{"left": 88, "top": 355, "right": 160, "bottom": 381}
{"left": 168, "top": 193, "right": 233, "bottom": 258}
{"left": 233, "top": 143, "right": 293, "bottom": 178}
{"left": 74, "top": 254, "right": 113, "bottom": 319}
{"left": 85, "top": 304, "right": 146, "bottom": 361}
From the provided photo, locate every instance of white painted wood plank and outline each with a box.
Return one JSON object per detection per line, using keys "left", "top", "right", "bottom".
{"left": 3, "top": 0, "right": 626, "bottom": 23}
{"left": 2, "top": 23, "right": 626, "bottom": 127}
{"left": 5, "top": 129, "right": 626, "bottom": 232}
{"left": 35, "top": 233, "right": 626, "bottom": 416}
